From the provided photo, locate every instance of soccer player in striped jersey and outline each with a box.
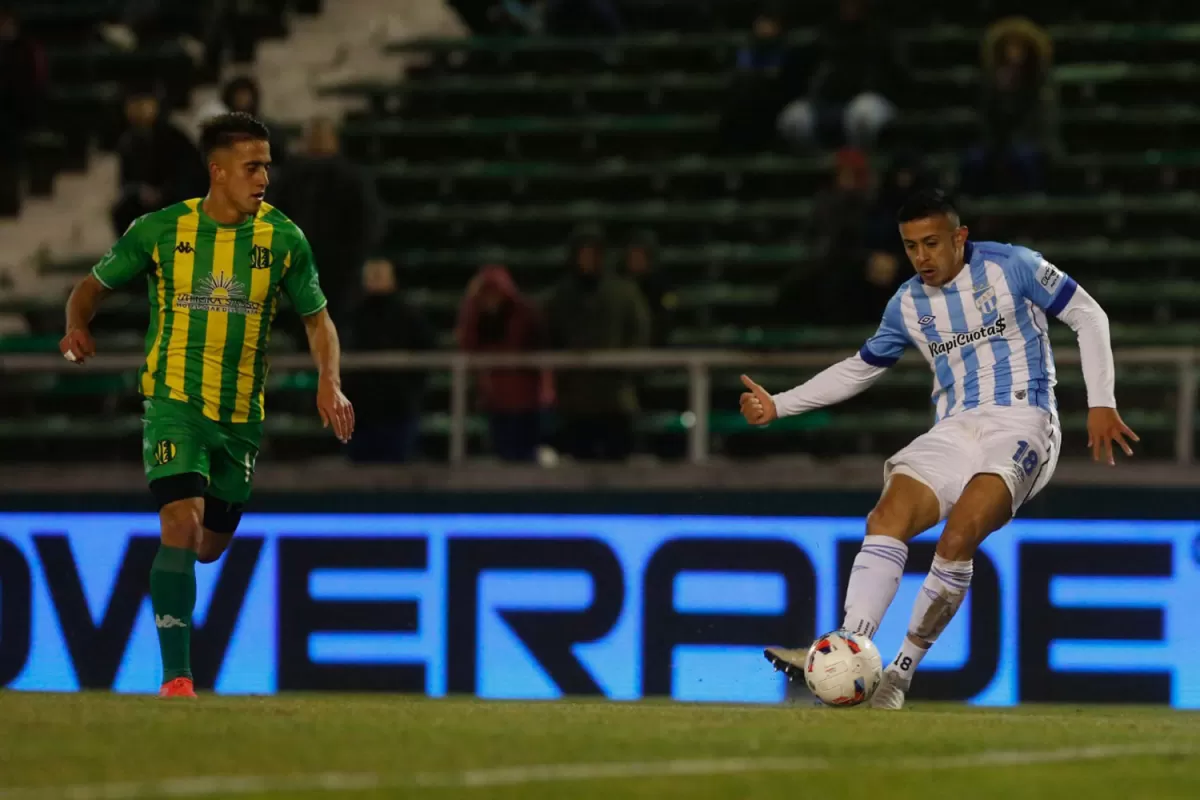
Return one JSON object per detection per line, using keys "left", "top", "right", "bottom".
{"left": 59, "top": 113, "right": 355, "bottom": 698}
{"left": 742, "top": 189, "right": 1138, "bottom": 709}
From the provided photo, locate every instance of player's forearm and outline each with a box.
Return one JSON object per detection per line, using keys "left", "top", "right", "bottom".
{"left": 65, "top": 275, "right": 108, "bottom": 332}
{"left": 303, "top": 309, "right": 343, "bottom": 386}
{"left": 772, "top": 354, "right": 888, "bottom": 417}
{"left": 1056, "top": 285, "right": 1117, "bottom": 408}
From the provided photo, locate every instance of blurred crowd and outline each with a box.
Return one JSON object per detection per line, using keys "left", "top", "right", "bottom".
{"left": 1, "top": 0, "right": 1064, "bottom": 464}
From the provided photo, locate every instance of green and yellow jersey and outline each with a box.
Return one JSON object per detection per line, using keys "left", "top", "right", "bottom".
{"left": 92, "top": 198, "right": 327, "bottom": 424}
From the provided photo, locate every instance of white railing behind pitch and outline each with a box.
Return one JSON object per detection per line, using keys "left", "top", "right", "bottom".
{"left": 1, "top": 348, "right": 1195, "bottom": 465}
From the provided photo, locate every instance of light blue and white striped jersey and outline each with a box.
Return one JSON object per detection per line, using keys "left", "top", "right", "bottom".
{"left": 859, "top": 241, "right": 1078, "bottom": 422}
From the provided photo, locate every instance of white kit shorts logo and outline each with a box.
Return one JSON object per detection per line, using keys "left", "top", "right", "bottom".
{"left": 928, "top": 317, "right": 1007, "bottom": 357}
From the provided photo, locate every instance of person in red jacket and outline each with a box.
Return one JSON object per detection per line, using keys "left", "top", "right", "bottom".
{"left": 456, "top": 264, "right": 552, "bottom": 462}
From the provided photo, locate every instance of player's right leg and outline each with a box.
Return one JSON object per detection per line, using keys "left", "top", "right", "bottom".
{"left": 143, "top": 399, "right": 214, "bottom": 698}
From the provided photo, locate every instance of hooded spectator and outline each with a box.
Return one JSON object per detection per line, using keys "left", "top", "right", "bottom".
{"left": 270, "top": 116, "right": 384, "bottom": 325}
{"left": 961, "top": 17, "right": 1058, "bottom": 196}
{"left": 343, "top": 258, "right": 435, "bottom": 464}
{"left": 111, "top": 85, "right": 207, "bottom": 236}
{"left": 543, "top": 225, "right": 651, "bottom": 462}
{"left": 622, "top": 230, "right": 675, "bottom": 346}
{"left": 457, "top": 264, "right": 552, "bottom": 462}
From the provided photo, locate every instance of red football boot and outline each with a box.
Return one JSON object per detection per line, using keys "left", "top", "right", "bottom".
{"left": 159, "top": 677, "right": 197, "bottom": 698}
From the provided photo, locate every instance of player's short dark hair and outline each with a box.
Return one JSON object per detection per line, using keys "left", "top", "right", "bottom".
{"left": 896, "top": 188, "right": 960, "bottom": 226}
{"left": 199, "top": 112, "right": 270, "bottom": 158}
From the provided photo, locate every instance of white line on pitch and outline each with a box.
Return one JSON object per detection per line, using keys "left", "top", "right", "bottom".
{"left": 0, "top": 743, "right": 1191, "bottom": 799}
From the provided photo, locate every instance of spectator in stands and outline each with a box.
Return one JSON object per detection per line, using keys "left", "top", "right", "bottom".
{"left": 544, "top": 225, "right": 651, "bottom": 462}
{"left": 866, "top": 150, "right": 933, "bottom": 255}
{"left": 717, "top": 8, "right": 805, "bottom": 154}
{"left": 622, "top": 230, "right": 675, "bottom": 346}
{"left": 194, "top": 77, "right": 288, "bottom": 163}
{"left": 457, "top": 264, "right": 551, "bottom": 462}
{"left": 0, "top": 5, "right": 47, "bottom": 216}
{"left": 270, "top": 116, "right": 384, "bottom": 326}
{"left": 343, "top": 258, "right": 435, "bottom": 464}
{"left": 778, "top": 147, "right": 898, "bottom": 325}
{"left": 961, "top": 17, "right": 1058, "bottom": 196}
{"left": 776, "top": 0, "right": 907, "bottom": 150}
{"left": 111, "top": 86, "right": 207, "bottom": 236}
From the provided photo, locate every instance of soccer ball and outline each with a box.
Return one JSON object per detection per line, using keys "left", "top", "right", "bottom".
{"left": 803, "top": 630, "right": 883, "bottom": 707}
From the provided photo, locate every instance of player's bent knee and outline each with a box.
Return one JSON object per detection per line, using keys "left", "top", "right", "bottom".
{"left": 159, "top": 499, "right": 203, "bottom": 550}
{"left": 865, "top": 505, "right": 909, "bottom": 540}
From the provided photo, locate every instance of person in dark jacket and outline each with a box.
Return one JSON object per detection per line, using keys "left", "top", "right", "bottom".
{"left": 543, "top": 225, "right": 651, "bottom": 462}
{"left": 457, "top": 264, "right": 551, "bottom": 462}
{"left": 622, "top": 230, "right": 674, "bottom": 347}
{"left": 110, "top": 86, "right": 207, "bottom": 236}
{"left": 343, "top": 258, "right": 435, "bottom": 464}
{"left": 269, "top": 116, "right": 384, "bottom": 326}
{"left": 961, "top": 17, "right": 1058, "bottom": 196}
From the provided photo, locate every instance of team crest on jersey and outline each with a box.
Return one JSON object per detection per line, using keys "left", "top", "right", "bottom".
{"left": 973, "top": 285, "right": 998, "bottom": 315}
{"left": 250, "top": 245, "right": 274, "bottom": 270}
{"left": 153, "top": 439, "right": 177, "bottom": 466}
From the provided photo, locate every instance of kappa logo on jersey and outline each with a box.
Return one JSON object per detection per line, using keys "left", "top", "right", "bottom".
{"left": 928, "top": 317, "right": 1008, "bottom": 358}
{"left": 175, "top": 272, "right": 263, "bottom": 316}
{"left": 153, "top": 439, "right": 177, "bottom": 466}
{"left": 250, "top": 245, "right": 274, "bottom": 270}
{"left": 155, "top": 614, "right": 188, "bottom": 629}
{"left": 175, "top": 241, "right": 194, "bottom": 255}
{"left": 918, "top": 315, "right": 936, "bottom": 326}
{"left": 973, "top": 285, "right": 998, "bottom": 315}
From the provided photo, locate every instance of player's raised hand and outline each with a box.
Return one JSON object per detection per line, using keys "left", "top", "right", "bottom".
{"left": 740, "top": 374, "right": 777, "bottom": 426}
{"left": 59, "top": 327, "right": 96, "bottom": 365}
{"left": 1087, "top": 406, "right": 1139, "bottom": 466}
{"left": 317, "top": 378, "right": 355, "bottom": 444}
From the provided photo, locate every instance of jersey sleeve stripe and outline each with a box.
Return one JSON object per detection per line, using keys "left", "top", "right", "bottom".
{"left": 1045, "top": 276, "right": 1079, "bottom": 317}
{"left": 90, "top": 267, "right": 115, "bottom": 290}
{"left": 858, "top": 345, "right": 900, "bottom": 368}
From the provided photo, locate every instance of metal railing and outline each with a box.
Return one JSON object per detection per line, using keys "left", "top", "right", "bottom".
{"left": 1, "top": 347, "right": 1196, "bottom": 464}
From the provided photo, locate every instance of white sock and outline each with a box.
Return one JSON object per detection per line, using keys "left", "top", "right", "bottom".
{"left": 841, "top": 535, "right": 908, "bottom": 639}
{"left": 887, "top": 554, "right": 974, "bottom": 686}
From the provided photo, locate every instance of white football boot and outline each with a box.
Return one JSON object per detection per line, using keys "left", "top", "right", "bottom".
{"left": 869, "top": 670, "right": 909, "bottom": 710}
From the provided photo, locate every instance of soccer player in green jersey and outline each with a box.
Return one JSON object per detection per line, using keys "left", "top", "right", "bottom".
{"left": 59, "top": 113, "right": 356, "bottom": 698}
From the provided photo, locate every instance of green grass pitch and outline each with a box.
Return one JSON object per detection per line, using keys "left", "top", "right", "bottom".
{"left": 0, "top": 693, "right": 1197, "bottom": 799}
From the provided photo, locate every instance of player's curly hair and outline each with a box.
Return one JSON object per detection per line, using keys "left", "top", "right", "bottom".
{"left": 896, "top": 188, "right": 961, "bottom": 226}
{"left": 199, "top": 112, "right": 270, "bottom": 157}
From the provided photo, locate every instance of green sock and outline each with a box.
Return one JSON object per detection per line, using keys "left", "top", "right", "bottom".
{"left": 150, "top": 545, "right": 197, "bottom": 682}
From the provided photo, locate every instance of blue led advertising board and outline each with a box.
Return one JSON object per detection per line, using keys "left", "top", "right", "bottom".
{"left": 0, "top": 514, "right": 1196, "bottom": 706}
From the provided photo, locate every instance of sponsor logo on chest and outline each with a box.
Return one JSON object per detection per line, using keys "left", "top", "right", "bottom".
{"left": 928, "top": 316, "right": 1008, "bottom": 358}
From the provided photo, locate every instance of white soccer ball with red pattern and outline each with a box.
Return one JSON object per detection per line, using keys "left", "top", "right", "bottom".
{"left": 803, "top": 630, "right": 883, "bottom": 707}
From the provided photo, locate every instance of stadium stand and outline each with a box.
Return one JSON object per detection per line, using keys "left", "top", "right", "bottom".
{"left": 3, "top": 1, "right": 1199, "bottom": 464}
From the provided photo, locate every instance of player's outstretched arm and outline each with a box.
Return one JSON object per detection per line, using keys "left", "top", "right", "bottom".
{"left": 59, "top": 275, "right": 109, "bottom": 364}
{"left": 302, "top": 308, "right": 355, "bottom": 443}
{"left": 739, "top": 355, "right": 890, "bottom": 427}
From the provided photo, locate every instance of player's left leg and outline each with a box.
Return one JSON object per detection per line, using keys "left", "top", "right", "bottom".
{"left": 198, "top": 421, "right": 261, "bottom": 563}
{"left": 874, "top": 407, "right": 1060, "bottom": 709}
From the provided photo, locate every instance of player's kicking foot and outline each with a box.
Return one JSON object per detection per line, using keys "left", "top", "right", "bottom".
{"left": 159, "top": 677, "right": 196, "bottom": 698}
{"left": 870, "top": 670, "right": 908, "bottom": 710}
{"left": 763, "top": 646, "right": 807, "bottom": 682}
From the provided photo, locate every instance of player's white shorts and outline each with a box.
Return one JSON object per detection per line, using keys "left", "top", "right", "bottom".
{"left": 883, "top": 405, "right": 1061, "bottom": 520}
